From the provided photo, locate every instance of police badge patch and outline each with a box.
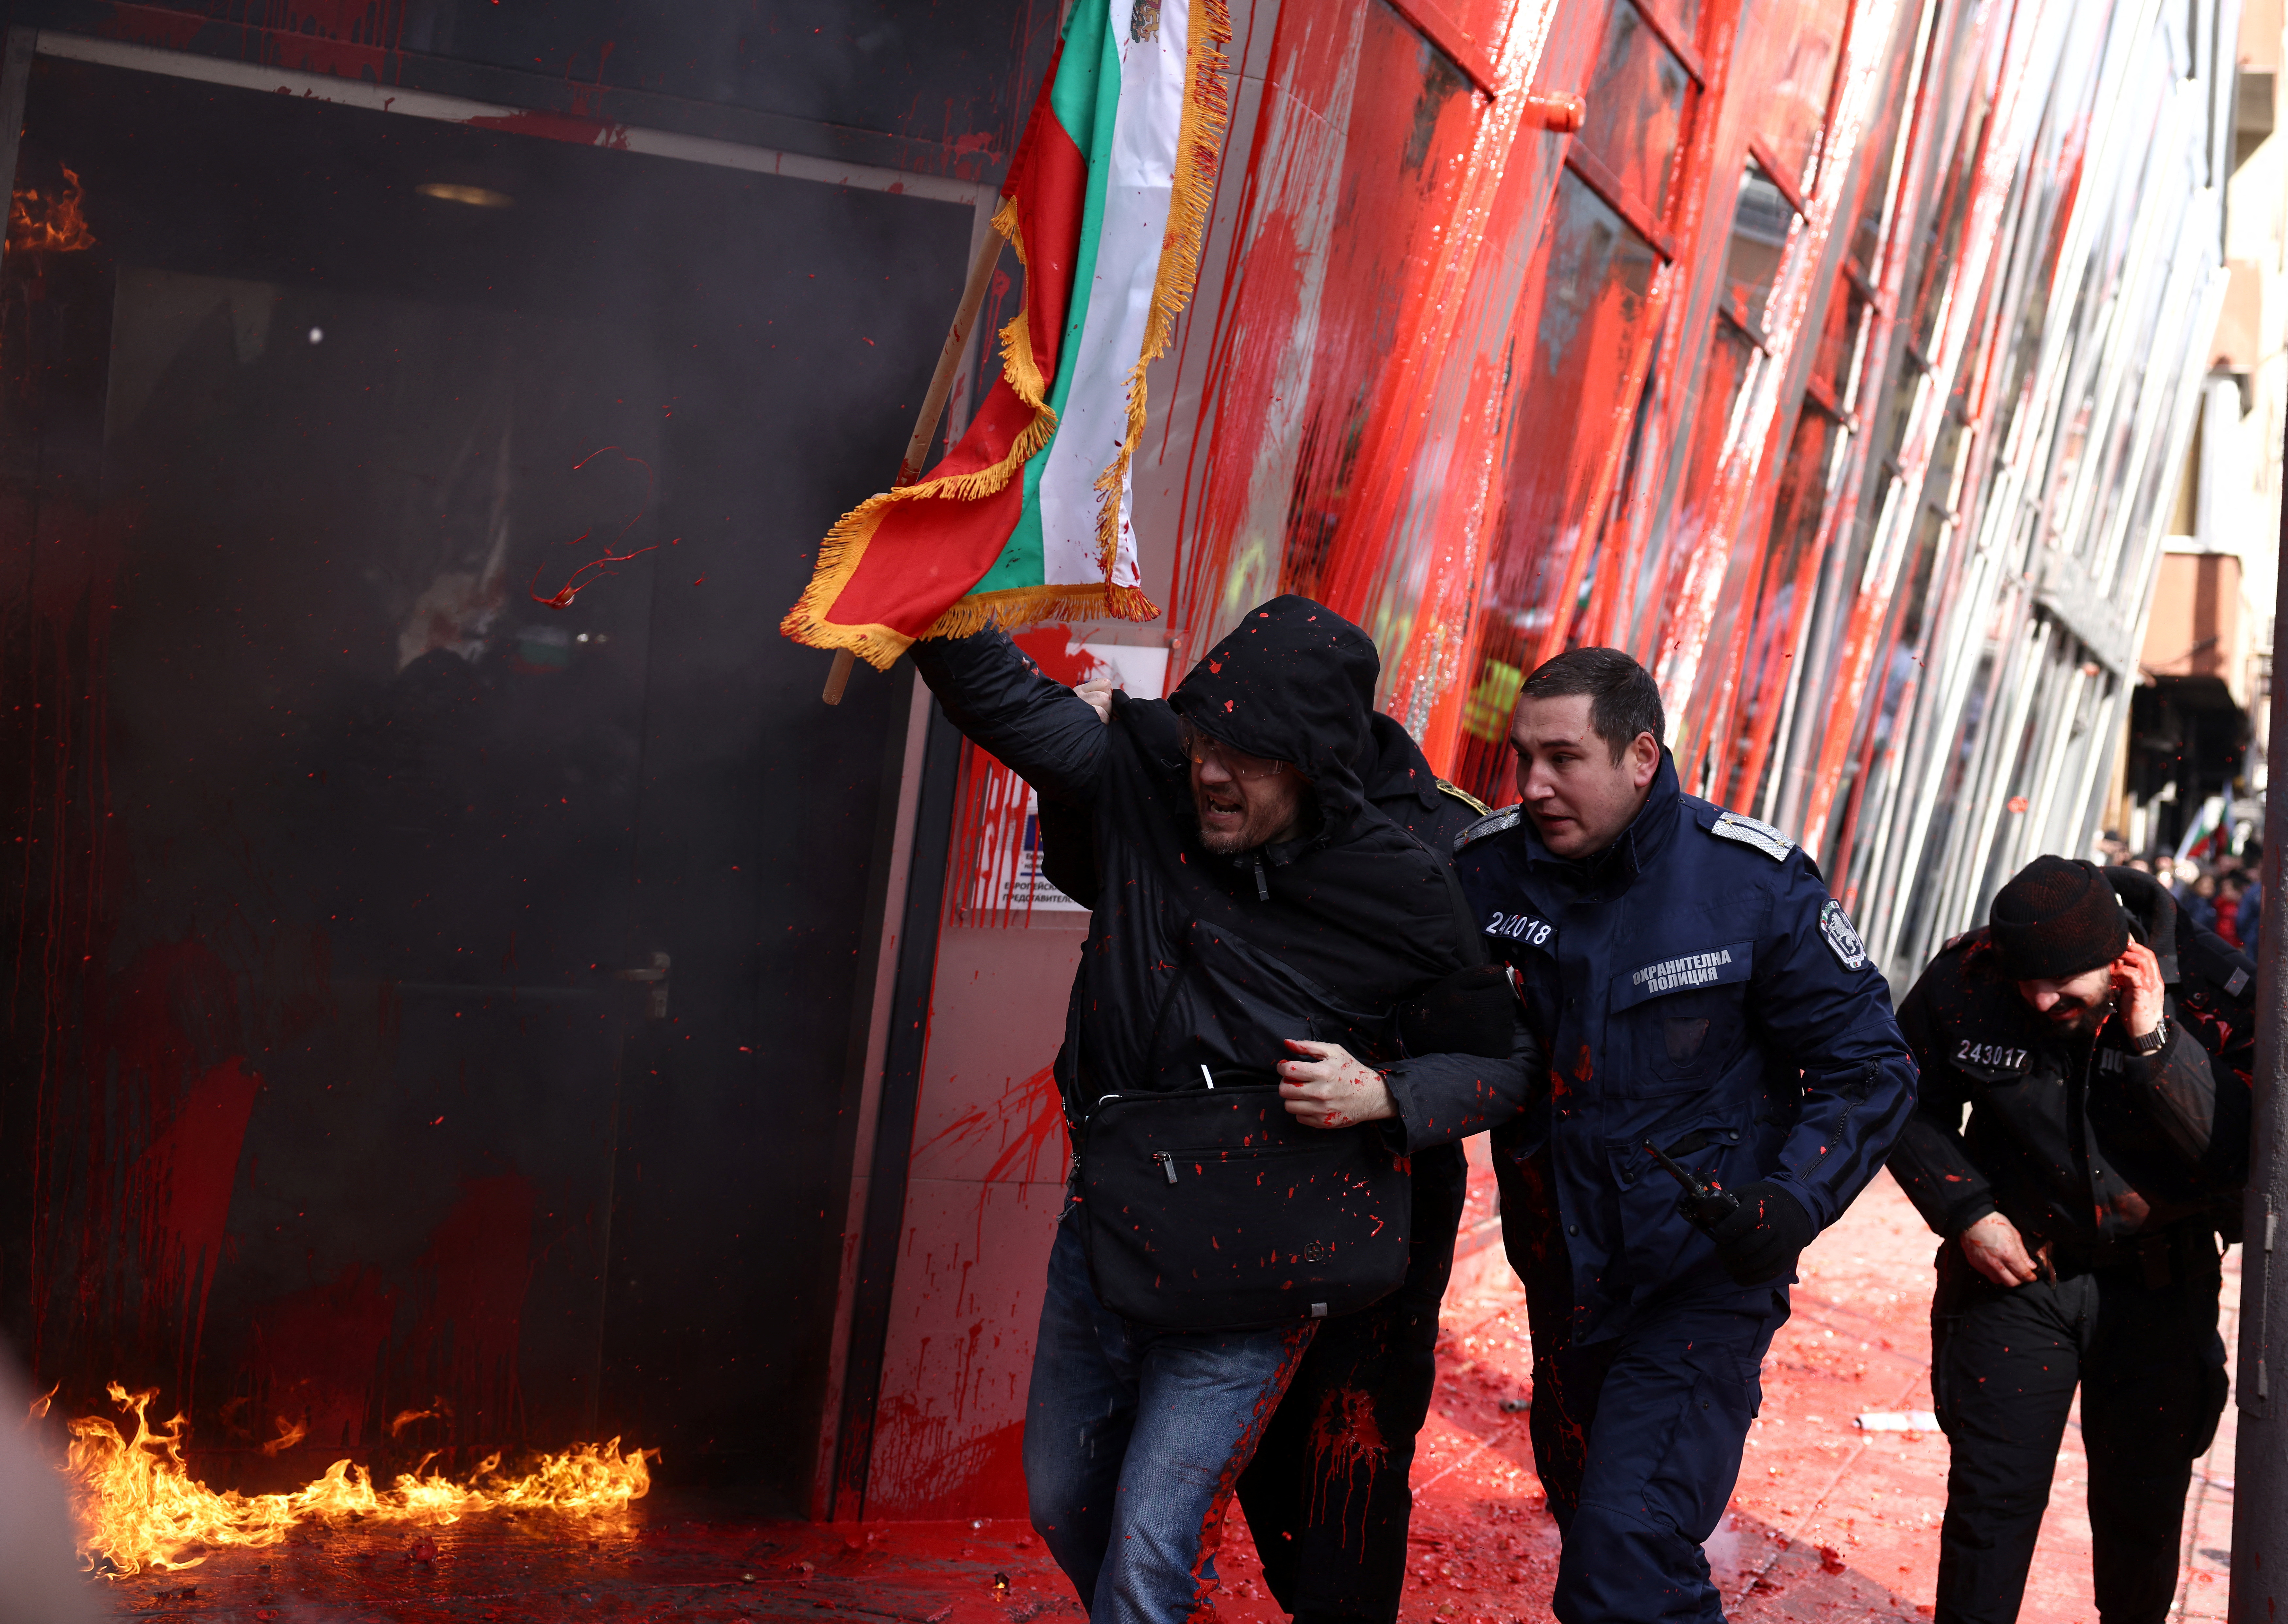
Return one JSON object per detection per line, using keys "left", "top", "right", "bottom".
{"left": 1820, "top": 900, "right": 1869, "bottom": 971}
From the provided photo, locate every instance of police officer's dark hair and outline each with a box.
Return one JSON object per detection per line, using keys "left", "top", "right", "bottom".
{"left": 1517, "top": 647, "right": 1665, "bottom": 765}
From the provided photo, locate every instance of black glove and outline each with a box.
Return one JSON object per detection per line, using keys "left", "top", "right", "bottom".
{"left": 1709, "top": 1182, "right": 1814, "bottom": 1286}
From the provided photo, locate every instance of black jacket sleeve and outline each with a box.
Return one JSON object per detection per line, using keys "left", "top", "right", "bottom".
{"left": 2108, "top": 1008, "right": 2250, "bottom": 1188}
{"left": 2113, "top": 1018, "right": 2221, "bottom": 1164}
{"left": 1884, "top": 970, "right": 1998, "bottom": 1237}
{"left": 906, "top": 627, "right": 1112, "bottom": 805}
{"left": 1380, "top": 1009, "right": 1544, "bottom": 1154}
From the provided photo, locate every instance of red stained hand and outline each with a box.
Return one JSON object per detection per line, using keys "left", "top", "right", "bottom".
{"left": 2110, "top": 939, "right": 2165, "bottom": 1040}
{"left": 1960, "top": 1211, "right": 2040, "bottom": 1287}
{"left": 1277, "top": 1039, "right": 1394, "bottom": 1129}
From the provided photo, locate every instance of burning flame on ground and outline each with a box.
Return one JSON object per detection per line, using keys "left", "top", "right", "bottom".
{"left": 8, "top": 165, "right": 96, "bottom": 256}
{"left": 62, "top": 1383, "right": 653, "bottom": 1576}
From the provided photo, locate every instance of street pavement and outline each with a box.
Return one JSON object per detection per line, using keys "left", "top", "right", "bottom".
{"left": 90, "top": 1172, "right": 2238, "bottom": 1622}
{"left": 1204, "top": 1167, "right": 2240, "bottom": 1624}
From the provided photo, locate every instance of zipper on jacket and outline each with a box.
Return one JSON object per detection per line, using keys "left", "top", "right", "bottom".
{"left": 1154, "top": 1151, "right": 1177, "bottom": 1184}
{"left": 1253, "top": 855, "right": 1269, "bottom": 901}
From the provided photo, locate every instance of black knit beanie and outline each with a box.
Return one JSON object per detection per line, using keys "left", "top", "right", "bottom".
{"left": 1990, "top": 855, "right": 2128, "bottom": 981}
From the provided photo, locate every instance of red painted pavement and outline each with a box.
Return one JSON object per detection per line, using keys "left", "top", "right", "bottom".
{"left": 88, "top": 1172, "right": 2237, "bottom": 1622}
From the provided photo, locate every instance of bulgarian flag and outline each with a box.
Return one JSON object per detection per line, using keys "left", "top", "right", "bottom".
{"left": 781, "top": 0, "right": 1231, "bottom": 668}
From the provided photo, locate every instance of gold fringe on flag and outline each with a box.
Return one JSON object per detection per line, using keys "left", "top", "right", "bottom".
{"left": 782, "top": 2, "right": 1232, "bottom": 669}
{"left": 1091, "top": 0, "right": 1232, "bottom": 590}
{"left": 778, "top": 202, "right": 1060, "bottom": 669}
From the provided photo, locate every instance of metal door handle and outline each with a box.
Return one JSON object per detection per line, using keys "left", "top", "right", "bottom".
{"left": 615, "top": 951, "right": 670, "bottom": 1019}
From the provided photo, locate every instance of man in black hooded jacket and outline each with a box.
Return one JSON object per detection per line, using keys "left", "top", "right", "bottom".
{"left": 1887, "top": 856, "right": 2252, "bottom": 1623}
{"left": 1039, "top": 694, "right": 1493, "bottom": 1624}
{"left": 909, "top": 596, "right": 1539, "bottom": 1624}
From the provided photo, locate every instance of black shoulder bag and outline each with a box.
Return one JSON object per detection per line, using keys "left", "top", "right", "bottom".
{"left": 1080, "top": 1072, "right": 1410, "bottom": 1332}
{"left": 1077, "top": 865, "right": 1516, "bottom": 1332}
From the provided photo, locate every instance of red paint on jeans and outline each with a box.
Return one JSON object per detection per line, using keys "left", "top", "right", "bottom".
{"left": 1185, "top": 1327, "right": 1313, "bottom": 1623}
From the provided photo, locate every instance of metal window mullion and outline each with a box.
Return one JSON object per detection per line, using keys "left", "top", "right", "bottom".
{"left": 2022, "top": 648, "right": 2089, "bottom": 854}
{"left": 32, "top": 29, "right": 985, "bottom": 207}
{"left": 2014, "top": 8, "right": 2163, "bottom": 539}
{"left": 2069, "top": 77, "right": 2199, "bottom": 577}
{"left": 1934, "top": 588, "right": 2034, "bottom": 944}
{"left": 2095, "top": 184, "right": 2223, "bottom": 588}
{"left": 2047, "top": 659, "right": 2120, "bottom": 862}
{"left": 1929, "top": 596, "right": 2040, "bottom": 954}
{"left": 1888, "top": 511, "right": 2018, "bottom": 942}
{"left": 2088, "top": 186, "right": 2209, "bottom": 588}
{"left": 1865, "top": 492, "right": 1988, "bottom": 962}
{"left": 1562, "top": 144, "right": 1679, "bottom": 260}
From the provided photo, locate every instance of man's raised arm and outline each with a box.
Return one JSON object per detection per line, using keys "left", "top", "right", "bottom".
{"left": 908, "top": 627, "right": 1117, "bottom": 806}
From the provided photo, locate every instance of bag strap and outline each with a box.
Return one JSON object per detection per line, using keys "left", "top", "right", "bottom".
{"left": 1436, "top": 858, "right": 1490, "bottom": 968}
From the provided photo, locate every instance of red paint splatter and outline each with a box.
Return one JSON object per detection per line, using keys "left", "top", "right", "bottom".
{"left": 246, "top": 1265, "right": 399, "bottom": 1456}
{"left": 398, "top": 1177, "right": 536, "bottom": 1442}
{"left": 1186, "top": 1328, "right": 1312, "bottom": 1620}
{"left": 462, "top": 108, "right": 633, "bottom": 151}
{"left": 913, "top": 1063, "right": 1068, "bottom": 1187}
{"left": 530, "top": 447, "right": 662, "bottom": 608}
{"left": 1010, "top": 626, "right": 1106, "bottom": 688}
{"left": 127, "top": 1058, "right": 262, "bottom": 1390}
{"left": 95, "top": 5, "right": 206, "bottom": 50}
{"left": 1305, "top": 1384, "right": 1387, "bottom": 1548}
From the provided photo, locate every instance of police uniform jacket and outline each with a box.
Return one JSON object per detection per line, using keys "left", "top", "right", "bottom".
{"left": 1454, "top": 753, "right": 1917, "bottom": 1340}
{"left": 1886, "top": 867, "right": 2252, "bottom": 1249}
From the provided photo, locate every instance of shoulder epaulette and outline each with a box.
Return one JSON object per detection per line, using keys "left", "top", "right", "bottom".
{"left": 1434, "top": 778, "right": 1492, "bottom": 818}
{"left": 1454, "top": 805, "right": 1523, "bottom": 853}
{"left": 1708, "top": 810, "right": 1794, "bottom": 862}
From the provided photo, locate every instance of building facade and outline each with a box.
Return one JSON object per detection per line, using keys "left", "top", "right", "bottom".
{"left": 861, "top": 0, "right": 2253, "bottom": 1521}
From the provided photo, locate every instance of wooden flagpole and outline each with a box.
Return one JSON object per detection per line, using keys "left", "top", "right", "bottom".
{"left": 821, "top": 223, "right": 1007, "bottom": 705}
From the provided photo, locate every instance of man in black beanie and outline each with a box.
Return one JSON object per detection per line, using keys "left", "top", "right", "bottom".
{"left": 1888, "top": 854, "right": 2253, "bottom": 1624}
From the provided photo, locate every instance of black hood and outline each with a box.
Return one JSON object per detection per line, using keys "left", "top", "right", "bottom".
{"left": 2103, "top": 864, "right": 2182, "bottom": 981}
{"left": 1366, "top": 711, "right": 1448, "bottom": 814}
{"left": 1169, "top": 595, "right": 1377, "bottom": 826}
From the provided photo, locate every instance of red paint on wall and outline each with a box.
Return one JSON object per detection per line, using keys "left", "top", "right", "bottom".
{"left": 400, "top": 1177, "right": 537, "bottom": 1440}
{"left": 914, "top": 1062, "right": 1068, "bottom": 1188}
{"left": 1009, "top": 628, "right": 1102, "bottom": 689}
{"left": 126, "top": 1056, "right": 262, "bottom": 1393}
{"left": 246, "top": 1264, "right": 401, "bottom": 1459}
{"left": 95, "top": 4, "right": 208, "bottom": 50}
{"left": 259, "top": 0, "right": 404, "bottom": 81}
{"left": 462, "top": 109, "right": 634, "bottom": 152}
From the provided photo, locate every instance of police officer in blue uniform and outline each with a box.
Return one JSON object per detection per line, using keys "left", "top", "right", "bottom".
{"left": 1452, "top": 648, "right": 1918, "bottom": 1622}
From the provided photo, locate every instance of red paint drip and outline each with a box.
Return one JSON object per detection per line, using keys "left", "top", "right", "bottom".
{"left": 1304, "top": 1384, "right": 1387, "bottom": 1549}
{"left": 530, "top": 447, "right": 663, "bottom": 608}
{"left": 1184, "top": 1327, "right": 1311, "bottom": 1621}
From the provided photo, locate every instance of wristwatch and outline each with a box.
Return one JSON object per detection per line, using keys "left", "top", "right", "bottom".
{"left": 2129, "top": 1018, "right": 2169, "bottom": 1057}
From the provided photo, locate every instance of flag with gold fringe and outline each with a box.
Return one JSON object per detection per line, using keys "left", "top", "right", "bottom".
{"left": 780, "top": 0, "right": 1229, "bottom": 669}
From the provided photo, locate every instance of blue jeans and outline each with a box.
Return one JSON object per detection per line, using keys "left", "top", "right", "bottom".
{"left": 1023, "top": 1211, "right": 1313, "bottom": 1624}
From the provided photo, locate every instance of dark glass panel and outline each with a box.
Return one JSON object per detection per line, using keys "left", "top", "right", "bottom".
{"left": 1725, "top": 160, "right": 1796, "bottom": 337}
{"left": 1454, "top": 171, "right": 1661, "bottom": 794}
{"left": 1576, "top": 1, "right": 1694, "bottom": 219}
